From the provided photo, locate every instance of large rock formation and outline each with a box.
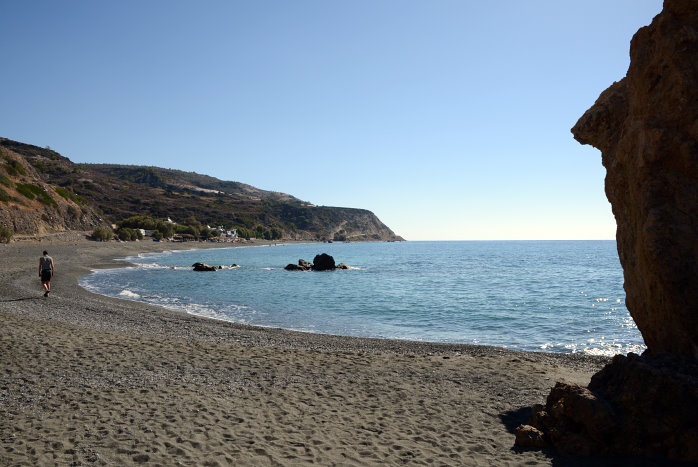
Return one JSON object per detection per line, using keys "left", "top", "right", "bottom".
{"left": 517, "top": 353, "right": 698, "bottom": 461}
{"left": 516, "top": 1, "right": 698, "bottom": 461}
{"left": 571, "top": 0, "right": 698, "bottom": 359}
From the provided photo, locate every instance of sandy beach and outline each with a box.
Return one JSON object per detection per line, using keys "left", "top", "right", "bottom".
{"left": 1, "top": 235, "right": 634, "bottom": 466}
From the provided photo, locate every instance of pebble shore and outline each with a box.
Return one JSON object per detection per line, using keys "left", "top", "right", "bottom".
{"left": 0, "top": 235, "right": 620, "bottom": 465}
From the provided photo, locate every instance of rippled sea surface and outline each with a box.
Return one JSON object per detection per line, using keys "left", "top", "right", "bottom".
{"left": 79, "top": 241, "right": 646, "bottom": 356}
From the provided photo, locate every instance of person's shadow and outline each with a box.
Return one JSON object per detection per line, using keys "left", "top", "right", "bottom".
{"left": 0, "top": 297, "right": 42, "bottom": 302}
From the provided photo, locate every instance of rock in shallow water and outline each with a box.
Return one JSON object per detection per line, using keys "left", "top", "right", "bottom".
{"left": 285, "top": 254, "right": 350, "bottom": 271}
{"left": 192, "top": 262, "right": 217, "bottom": 271}
{"left": 312, "top": 253, "right": 336, "bottom": 271}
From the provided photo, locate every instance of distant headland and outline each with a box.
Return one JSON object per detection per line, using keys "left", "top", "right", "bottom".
{"left": 0, "top": 137, "right": 404, "bottom": 243}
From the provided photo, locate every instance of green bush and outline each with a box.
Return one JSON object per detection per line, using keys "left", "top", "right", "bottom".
{"left": 234, "top": 226, "right": 253, "bottom": 240}
{"left": 0, "top": 174, "right": 12, "bottom": 188}
{"left": 15, "top": 183, "right": 57, "bottom": 207}
{"left": 1, "top": 158, "right": 27, "bottom": 177}
{"left": 181, "top": 216, "right": 202, "bottom": 229}
{"left": 156, "top": 221, "right": 174, "bottom": 239}
{"left": 31, "top": 160, "right": 48, "bottom": 172}
{"left": 116, "top": 227, "right": 143, "bottom": 241}
{"left": 0, "top": 224, "right": 12, "bottom": 243}
{"left": 199, "top": 227, "right": 216, "bottom": 240}
{"left": 152, "top": 230, "right": 164, "bottom": 240}
{"left": 254, "top": 225, "right": 282, "bottom": 240}
{"left": 117, "top": 227, "right": 133, "bottom": 241}
{"left": 118, "top": 215, "right": 158, "bottom": 230}
{"left": 0, "top": 186, "right": 9, "bottom": 203}
{"left": 55, "top": 186, "right": 86, "bottom": 205}
{"left": 176, "top": 224, "right": 200, "bottom": 238}
{"left": 15, "top": 183, "right": 36, "bottom": 199}
{"left": 91, "top": 226, "right": 112, "bottom": 241}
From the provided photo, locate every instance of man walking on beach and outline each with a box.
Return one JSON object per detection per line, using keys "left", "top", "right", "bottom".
{"left": 39, "top": 250, "right": 54, "bottom": 297}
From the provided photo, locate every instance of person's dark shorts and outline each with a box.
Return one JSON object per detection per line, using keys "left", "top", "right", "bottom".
{"left": 41, "top": 269, "right": 52, "bottom": 282}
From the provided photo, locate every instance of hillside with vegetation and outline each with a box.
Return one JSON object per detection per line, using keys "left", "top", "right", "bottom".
{"left": 0, "top": 138, "right": 403, "bottom": 242}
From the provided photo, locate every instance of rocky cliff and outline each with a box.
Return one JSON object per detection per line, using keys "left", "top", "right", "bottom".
{"left": 0, "top": 140, "right": 106, "bottom": 236}
{"left": 516, "top": 1, "right": 698, "bottom": 461}
{"left": 572, "top": 0, "right": 698, "bottom": 359}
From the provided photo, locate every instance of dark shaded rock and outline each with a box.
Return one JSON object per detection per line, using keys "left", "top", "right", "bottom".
{"left": 571, "top": 0, "right": 698, "bottom": 359}
{"left": 312, "top": 253, "right": 336, "bottom": 271}
{"left": 518, "top": 2, "right": 698, "bottom": 461}
{"left": 517, "top": 382, "right": 617, "bottom": 456}
{"left": 514, "top": 425, "right": 546, "bottom": 449}
{"left": 285, "top": 255, "right": 351, "bottom": 271}
{"left": 192, "top": 262, "right": 217, "bottom": 271}
{"left": 517, "top": 353, "right": 698, "bottom": 462}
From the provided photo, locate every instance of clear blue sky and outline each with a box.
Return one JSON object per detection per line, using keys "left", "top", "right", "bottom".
{"left": 1, "top": 1, "right": 663, "bottom": 240}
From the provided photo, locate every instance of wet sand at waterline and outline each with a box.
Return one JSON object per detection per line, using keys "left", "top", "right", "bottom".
{"left": 1, "top": 235, "right": 617, "bottom": 465}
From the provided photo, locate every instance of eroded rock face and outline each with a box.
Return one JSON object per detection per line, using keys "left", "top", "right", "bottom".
{"left": 515, "top": 354, "right": 698, "bottom": 462}
{"left": 0, "top": 152, "right": 105, "bottom": 236}
{"left": 515, "top": 2, "right": 698, "bottom": 459}
{"left": 571, "top": 0, "right": 698, "bottom": 359}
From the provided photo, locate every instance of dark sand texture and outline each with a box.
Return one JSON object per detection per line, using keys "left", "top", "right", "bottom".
{"left": 1, "top": 236, "right": 628, "bottom": 465}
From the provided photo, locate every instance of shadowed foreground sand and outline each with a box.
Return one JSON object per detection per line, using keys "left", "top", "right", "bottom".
{"left": 0, "top": 236, "right": 650, "bottom": 466}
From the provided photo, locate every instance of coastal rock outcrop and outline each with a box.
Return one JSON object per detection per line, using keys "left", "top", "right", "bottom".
{"left": 571, "top": 0, "right": 698, "bottom": 359}
{"left": 516, "top": 354, "right": 698, "bottom": 461}
{"left": 312, "top": 253, "right": 335, "bottom": 271}
{"left": 517, "top": 1, "right": 698, "bottom": 461}
{"left": 285, "top": 254, "right": 348, "bottom": 271}
{"left": 192, "top": 262, "right": 217, "bottom": 271}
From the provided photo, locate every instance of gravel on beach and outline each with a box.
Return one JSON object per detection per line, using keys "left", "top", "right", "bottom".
{"left": 1, "top": 235, "right": 619, "bottom": 466}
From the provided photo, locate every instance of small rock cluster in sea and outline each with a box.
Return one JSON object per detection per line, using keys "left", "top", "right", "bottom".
{"left": 191, "top": 262, "right": 239, "bottom": 271}
{"left": 285, "top": 253, "right": 349, "bottom": 271}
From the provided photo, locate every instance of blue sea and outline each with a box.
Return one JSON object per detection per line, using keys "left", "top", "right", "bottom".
{"left": 79, "top": 241, "right": 646, "bottom": 357}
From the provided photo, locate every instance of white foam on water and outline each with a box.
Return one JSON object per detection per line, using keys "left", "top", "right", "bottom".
{"left": 577, "top": 338, "right": 647, "bottom": 357}
{"left": 118, "top": 289, "right": 141, "bottom": 299}
{"left": 130, "top": 262, "right": 169, "bottom": 269}
{"left": 78, "top": 241, "right": 645, "bottom": 356}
